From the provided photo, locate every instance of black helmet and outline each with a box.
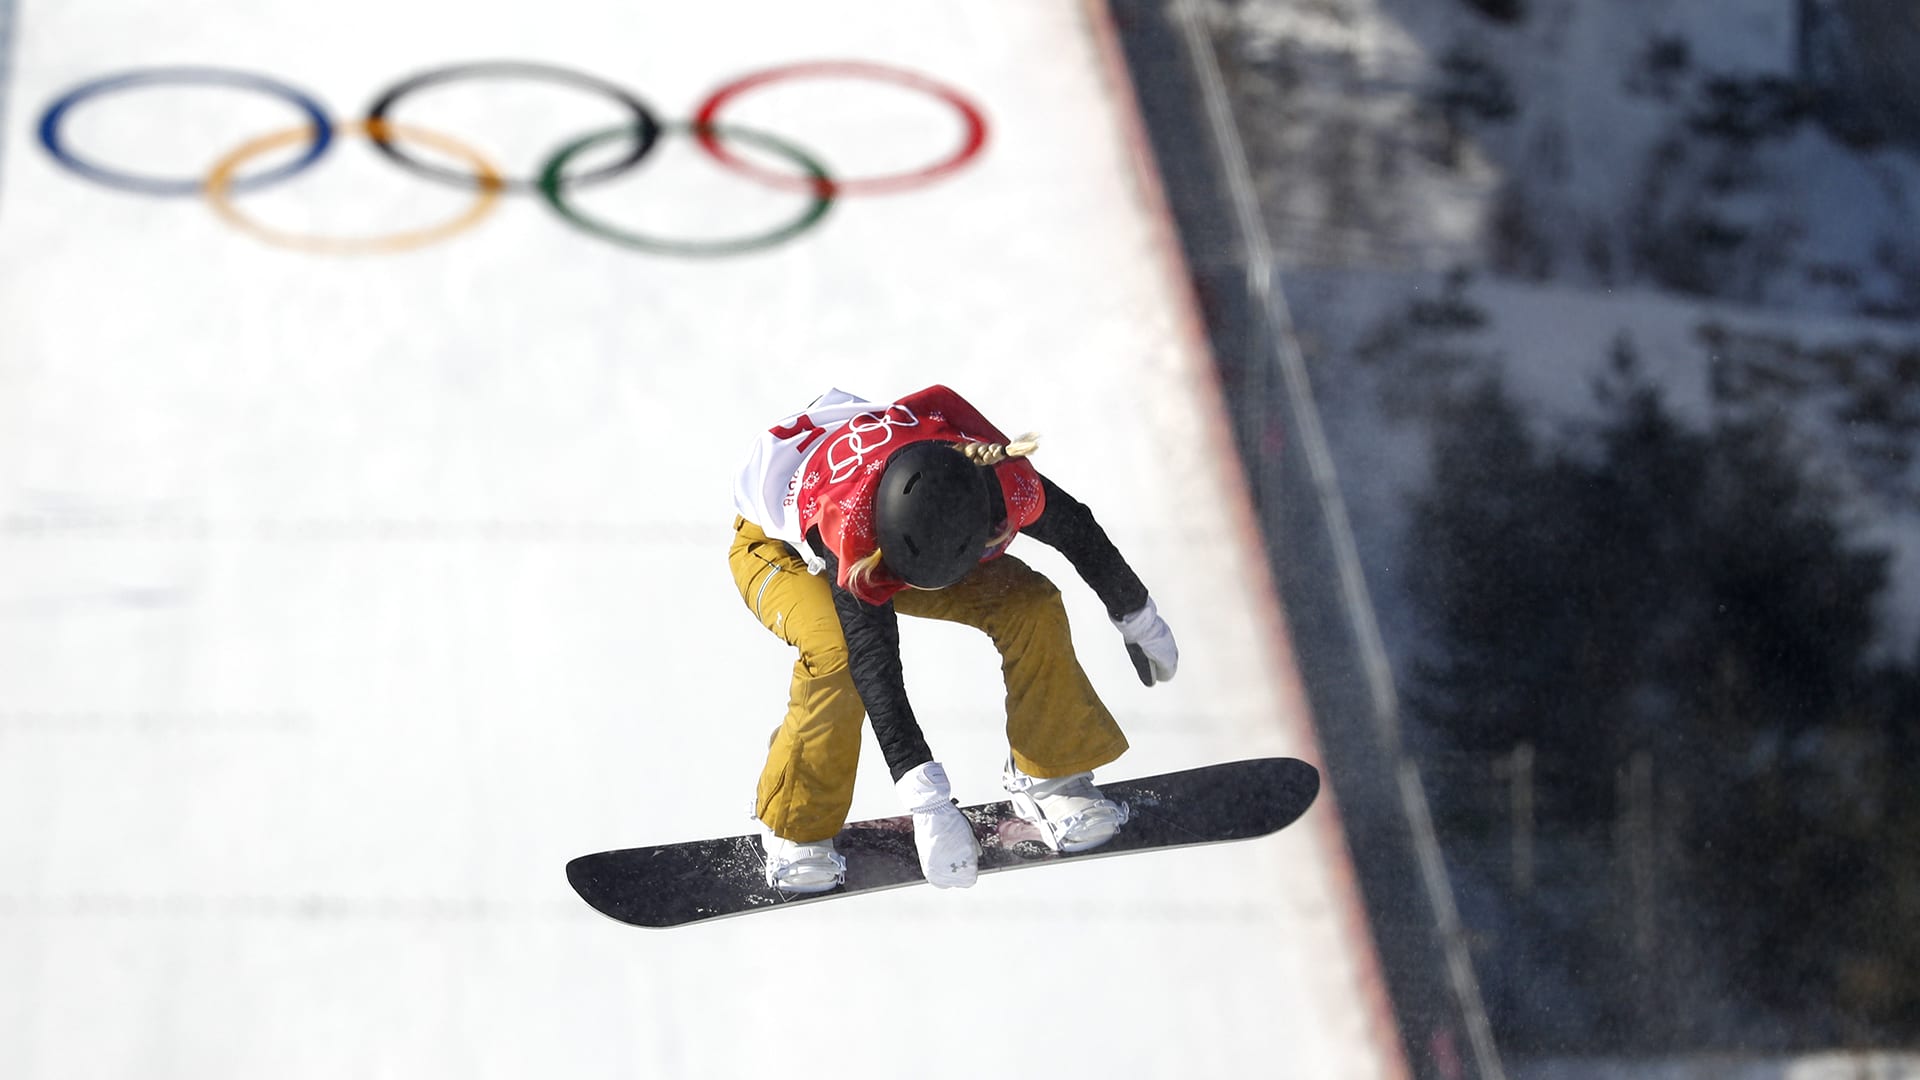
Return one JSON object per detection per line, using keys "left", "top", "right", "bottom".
{"left": 875, "top": 441, "right": 994, "bottom": 589}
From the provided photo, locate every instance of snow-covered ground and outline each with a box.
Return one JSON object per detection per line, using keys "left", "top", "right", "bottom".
{"left": 1289, "top": 270, "right": 1920, "bottom": 668}
{"left": 1217, "top": 0, "right": 1920, "bottom": 319}
{"left": 1206, "top": 0, "right": 1920, "bottom": 676}
{"left": 0, "top": 1, "right": 1405, "bottom": 1078}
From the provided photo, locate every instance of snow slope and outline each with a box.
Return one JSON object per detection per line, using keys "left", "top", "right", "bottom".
{"left": 0, "top": 1, "right": 1400, "bottom": 1077}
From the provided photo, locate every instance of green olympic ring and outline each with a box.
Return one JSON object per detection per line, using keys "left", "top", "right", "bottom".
{"left": 538, "top": 121, "right": 834, "bottom": 258}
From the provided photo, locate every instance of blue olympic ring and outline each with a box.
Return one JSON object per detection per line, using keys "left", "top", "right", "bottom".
{"left": 38, "top": 67, "right": 333, "bottom": 196}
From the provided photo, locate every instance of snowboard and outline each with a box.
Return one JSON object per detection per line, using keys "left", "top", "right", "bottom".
{"left": 566, "top": 756, "right": 1319, "bottom": 929}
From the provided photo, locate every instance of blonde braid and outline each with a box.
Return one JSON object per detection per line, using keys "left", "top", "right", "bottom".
{"left": 843, "top": 547, "right": 888, "bottom": 597}
{"left": 961, "top": 433, "right": 1040, "bottom": 550}
{"left": 959, "top": 432, "right": 1040, "bottom": 466}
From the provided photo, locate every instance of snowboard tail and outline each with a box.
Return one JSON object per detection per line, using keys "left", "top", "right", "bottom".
{"left": 566, "top": 756, "right": 1319, "bottom": 928}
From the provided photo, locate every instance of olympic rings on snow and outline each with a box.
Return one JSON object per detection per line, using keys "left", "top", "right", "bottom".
{"left": 34, "top": 59, "right": 990, "bottom": 257}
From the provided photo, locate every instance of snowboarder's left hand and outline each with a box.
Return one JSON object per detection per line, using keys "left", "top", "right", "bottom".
{"left": 1114, "top": 598, "right": 1179, "bottom": 686}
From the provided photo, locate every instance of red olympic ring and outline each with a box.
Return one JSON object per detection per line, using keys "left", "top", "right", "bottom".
{"left": 693, "top": 61, "right": 988, "bottom": 197}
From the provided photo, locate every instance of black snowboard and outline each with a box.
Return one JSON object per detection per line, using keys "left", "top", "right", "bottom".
{"left": 566, "top": 757, "right": 1319, "bottom": 929}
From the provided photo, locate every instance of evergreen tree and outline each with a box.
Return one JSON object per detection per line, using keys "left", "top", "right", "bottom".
{"left": 1407, "top": 376, "right": 1559, "bottom": 756}
{"left": 1405, "top": 331, "right": 1911, "bottom": 1050}
{"left": 1659, "top": 393, "right": 1887, "bottom": 1040}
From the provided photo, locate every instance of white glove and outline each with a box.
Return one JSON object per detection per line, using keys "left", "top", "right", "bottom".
{"left": 895, "top": 762, "right": 980, "bottom": 889}
{"left": 1114, "top": 598, "right": 1179, "bottom": 686}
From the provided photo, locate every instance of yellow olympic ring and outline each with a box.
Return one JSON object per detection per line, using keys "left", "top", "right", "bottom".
{"left": 203, "top": 119, "right": 503, "bottom": 255}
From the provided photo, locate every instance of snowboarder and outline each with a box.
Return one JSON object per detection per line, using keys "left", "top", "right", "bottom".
{"left": 729, "top": 385, "right": 1180, "bottom": 893}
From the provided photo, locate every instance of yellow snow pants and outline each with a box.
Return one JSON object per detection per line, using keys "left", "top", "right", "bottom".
{"left": 728, "top": 517, "right": 1129, "bottom": 843}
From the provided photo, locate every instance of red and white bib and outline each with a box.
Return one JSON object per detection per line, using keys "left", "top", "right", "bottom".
{"left": 733, "top": 385, "right": 1045, "bottom": 603}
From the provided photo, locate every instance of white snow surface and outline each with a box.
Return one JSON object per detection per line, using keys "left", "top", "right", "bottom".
{"left": 0, "top": 2, "right": 1399, "bottom": 1078}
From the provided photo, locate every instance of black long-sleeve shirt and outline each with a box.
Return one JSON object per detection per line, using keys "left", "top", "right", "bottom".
{"left": 807, "top": 474, "right": 1148, "bottom": 781}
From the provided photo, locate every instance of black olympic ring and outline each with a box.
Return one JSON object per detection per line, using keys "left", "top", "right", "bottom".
{"left": 364, "top": 60, "right": 661, "bottom": 194}
{"left": 35, "top": 59, "right": 992, "bottom": 257}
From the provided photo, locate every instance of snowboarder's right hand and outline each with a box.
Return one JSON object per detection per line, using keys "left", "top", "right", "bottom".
{"left": 895, "top": 761, "right": 980, "bottom": 889}
{"left": 1114, "top": 598, "right": 1179, "bottom": 686}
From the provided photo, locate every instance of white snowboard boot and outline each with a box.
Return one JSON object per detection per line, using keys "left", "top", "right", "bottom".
{"left": 1002, "top": 756, "right": 1130, "bottom": 853}
{"left": 896, "top": 761, "right": 980, "bottom": 889}
{"left": 757, "top": 824, "right": 847, "bottom": 894}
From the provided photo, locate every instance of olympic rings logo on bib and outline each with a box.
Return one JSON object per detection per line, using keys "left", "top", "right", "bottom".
{"left": 35, "top": 60, "right": 989, "bottom": 257}
{"left": 825, "top": 406, "right": 920, "bottom": 483}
